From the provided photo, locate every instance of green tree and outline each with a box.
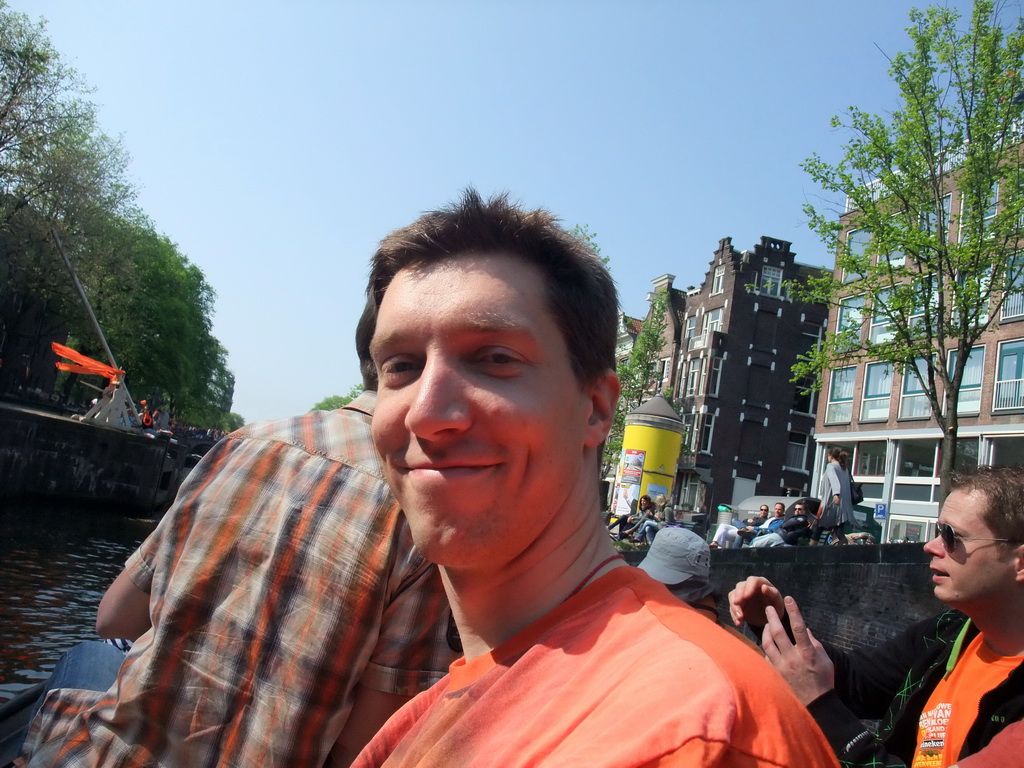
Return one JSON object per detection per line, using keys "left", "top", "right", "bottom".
{"left": 795, "top": 0, "right": 1024, "bottom": 498}
{"left": 570, "top": 223, "right": 610, "bottom": 267}
{"left": 604, "top": 289, "right": 669, "bottom": 470}
{"left": 311, "top": 385, "right": 363, "bottom": 412}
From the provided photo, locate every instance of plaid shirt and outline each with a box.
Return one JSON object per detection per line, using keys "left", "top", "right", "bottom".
{"left": 22, "top": 392, "right": 454, "bottom": 768}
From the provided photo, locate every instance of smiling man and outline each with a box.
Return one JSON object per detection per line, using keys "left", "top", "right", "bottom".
{"left": 352, "top": 190, "right": 838, "bottom": 767}
{"left": 729, "top": 465, "right": 1024, "bottom": 767}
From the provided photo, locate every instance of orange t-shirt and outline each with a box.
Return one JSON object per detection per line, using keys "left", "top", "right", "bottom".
{"left": 911, "top": 634, "right": 1024, "bottom": 767}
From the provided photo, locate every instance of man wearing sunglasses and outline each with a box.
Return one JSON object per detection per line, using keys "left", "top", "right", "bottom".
{"left": 727, "top": 465, "right": 1024, "bottom": 767}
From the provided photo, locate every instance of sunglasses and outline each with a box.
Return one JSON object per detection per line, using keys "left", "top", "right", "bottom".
{"left": 935, "top": 522, "right": 1015, "bottom": 552}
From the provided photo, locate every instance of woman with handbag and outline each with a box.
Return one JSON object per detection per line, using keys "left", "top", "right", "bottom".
{"left": 811, "top": 447, "right": 856, "bottom": 545}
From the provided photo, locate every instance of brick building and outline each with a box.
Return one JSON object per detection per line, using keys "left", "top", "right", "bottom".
{"left": 813, "top": 183, "right": 1024, "bottom": 543}
{"left": 636, "top": 236, "right": 829, "bottom": 515}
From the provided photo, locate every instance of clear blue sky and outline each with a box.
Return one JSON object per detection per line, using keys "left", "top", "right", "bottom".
{"left": 21, "top": 0, "right": 984, "bottom": 424}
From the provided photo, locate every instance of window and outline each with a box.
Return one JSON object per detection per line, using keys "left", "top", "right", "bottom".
{"left": 855, "top": 441, "right": 887, "bottom": 476}
{"left": 1002, "top": 253, "right": 1024, "bottom": 321}
{"left": 909, "top": 277, "right": 939, "bottom": 331}
{"left": 953, "top": 438, "right": 979, "bottom": 474}
{"left": 761, "top": 266, "right": 783, "bottom": 297}
{"left": 785, "top": 432, "right": 808, "bottom": 471}
{"left": 837, "top": 295, "right": 865, "bottom": 350}
{"left": 869, "top": 289, "right": 895, "bottom": 344}
{"left": 920, "top": 194, "right": 951, "bottom": 240}
{"left": 703, "top": 307, "right": 723, "bottom": 334}
{"left": 793, "top": 377, "right": 815, "bottom": 414}
{"left": 948, "top": 347, "right": 984, "bottom": 415}
{"left": 844, "top": 229, "right": 870, "bottom": 282}
{"left": 960, "top": 183, "right": 998, "bottom": 243}
{"left": 706, "top": 356, "right": 723, "bottom": 397}
{"left": 711, "top": 265, "right": 725, "bottom": 295}
{"left": 897, "top": 439, "right": 937, "bottom": 477}
{"left": 899, "top": 358, "right": 932, "bottom": 419}
{"left": 991, "top": 435, "right": 1024, "bottom": 466}
{"left": 698, "top": 413, "right": 716, "bottom": 453}
{"left": 825, "top": 366, "right": 856, "bottom": 423}
{"left": 685, "top": 358, "right": 702, "bottom": 397}
{"left": 861, "top": 363, "right": 893, "bottom": 421}
{"left": 994, "top": 339, "right": 1024, "bottom": 410}
{"left": 684, "top": 315, "right": 697, "bottom": 339}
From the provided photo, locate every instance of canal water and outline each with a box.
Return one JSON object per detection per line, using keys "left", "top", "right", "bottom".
{"left": 0, "top": 501, "right": 157, "bottom": 703}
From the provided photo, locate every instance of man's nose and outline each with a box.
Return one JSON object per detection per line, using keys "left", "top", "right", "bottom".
{"left": 405, "top": 356, "right": 471, "bottom": 436}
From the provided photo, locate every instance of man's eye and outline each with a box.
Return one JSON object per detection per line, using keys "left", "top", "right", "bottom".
{"left": 378, "top": 359, "right": 419, "bottom": 377}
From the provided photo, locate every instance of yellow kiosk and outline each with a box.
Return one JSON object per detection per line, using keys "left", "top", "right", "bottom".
{"left": 612, "top": 394, "right": 685, "bottom": 520}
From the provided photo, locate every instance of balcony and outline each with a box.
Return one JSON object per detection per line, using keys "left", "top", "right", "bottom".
{"left": 994, "top": 378, "right": 1024, "bottom": 410}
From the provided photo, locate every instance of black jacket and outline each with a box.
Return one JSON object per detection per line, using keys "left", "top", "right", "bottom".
{"left": 808, "top": 610, "right": 1024, "bottom": 767}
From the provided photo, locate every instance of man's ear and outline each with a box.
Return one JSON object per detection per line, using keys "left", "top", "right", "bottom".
{"left": 584, "top": 369, "right": 620, "bottom": 448}
{"left": 1014, "top": 544, "right": 1024, "bottom": 584}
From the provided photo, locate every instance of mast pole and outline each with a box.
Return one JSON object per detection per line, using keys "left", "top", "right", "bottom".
{"left": 50, "top": 228, "right": 141, "bottom": 424}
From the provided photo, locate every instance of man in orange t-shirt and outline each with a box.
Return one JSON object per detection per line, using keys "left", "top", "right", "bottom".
{"left": 352, "top": 190, "right": 840, "bottom": 767}
{"left": 729, "top": 466, "right": 1024, "bottom": 767}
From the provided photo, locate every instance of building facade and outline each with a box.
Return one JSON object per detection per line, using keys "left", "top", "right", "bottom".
{"left": 640, "top": 236, "right": 828, "bottom": 515}
{"left": 813, "top": 185, "right": 1024, "bottom": 543}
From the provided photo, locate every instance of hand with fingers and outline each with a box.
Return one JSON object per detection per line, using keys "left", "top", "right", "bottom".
{"left": 761, "top": 595, "right": 835, "bottom": 706}
{"left": 726, "top": 575, "right": 784, "bottom": 628}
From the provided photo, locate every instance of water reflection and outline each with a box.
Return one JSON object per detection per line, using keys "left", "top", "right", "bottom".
{"left": 0, "top": 501, "right": 156, "bottom": 702}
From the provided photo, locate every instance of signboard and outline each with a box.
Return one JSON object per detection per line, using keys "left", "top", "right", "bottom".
{"left": 874, "top": 503, "right": 887, "bottom": 521}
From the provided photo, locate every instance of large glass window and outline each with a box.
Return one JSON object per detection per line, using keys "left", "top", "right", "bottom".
{"left": 954, "top": 438, "right": 979, "bottom": 474}
{"left": 861, "top": 363, "right": 893, "bottom": 421}
{"left": 899, "top": 358, "right": 932, "bottom": 419}
{"left": 948, "top": 346, "right": 984, "bottom": 415}
{"left": 825, "top": 366, "right": 856, "bottom": 424}
{"left": 855, "top": 441, "right": 887, "bottom": 476}
{"left": 897, "top": 439, "right": 937, "bottom": 477}
{"left": 991, "top": 436, "right": 1024, "bottom": 466}
{"left": 684, "top": 315, "right": 697, "bottom": 339}
{"left": 761, "top": 266, "right": 783, "bottom": 297}
{"left": 995, "top": 339, "right": 1024, "bottom": 410}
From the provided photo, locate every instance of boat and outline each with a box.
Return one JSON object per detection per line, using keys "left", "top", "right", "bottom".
{"left": 0, "top": 683, "right": 43, "bottom": 767}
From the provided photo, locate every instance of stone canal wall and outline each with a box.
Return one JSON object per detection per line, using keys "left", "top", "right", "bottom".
{"left": 0, "top": 402, "right": 185, "bottom": 513}
{"left": 625, "top": 543, "right": 939, "bottom": 651}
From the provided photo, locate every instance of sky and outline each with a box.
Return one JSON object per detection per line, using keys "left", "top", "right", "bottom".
{"left": 19, "top": 0, "right": 992, "bottom": 424}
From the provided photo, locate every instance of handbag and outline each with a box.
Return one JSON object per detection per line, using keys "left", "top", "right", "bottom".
{"left": 850, "top": 482, "right": 864, "bottom": 505}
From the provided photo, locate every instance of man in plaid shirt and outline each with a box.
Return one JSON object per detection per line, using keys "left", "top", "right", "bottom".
{"left": 20, "top": 380, "right": 455, "bottom": 767}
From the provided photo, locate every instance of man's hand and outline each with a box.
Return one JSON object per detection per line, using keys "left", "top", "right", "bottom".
{"left": 727, "top": 576, "right": 783, "bottom": 628}
{"left": 761, "top": 596, "right": 834, "bottom": 706}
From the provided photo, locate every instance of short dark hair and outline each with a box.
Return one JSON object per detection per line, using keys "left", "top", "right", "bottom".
{"left": 950, "top": 465, "right": 1024, "bottom": 541}
{"left": 362, "top": 189, "right": 618, "bottom": 385}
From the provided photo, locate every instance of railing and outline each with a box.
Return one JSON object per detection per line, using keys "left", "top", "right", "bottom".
{"left": 1002, "top": 290, "right": 1024, "bottom": 320}
{"left": 689, "top": 332, "right": 709, "bottom": 351}
{"left": 994, "top": 378, "right": 1024, "bottom": 410}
